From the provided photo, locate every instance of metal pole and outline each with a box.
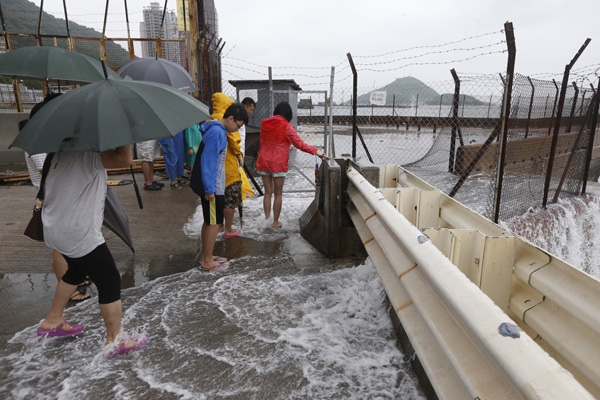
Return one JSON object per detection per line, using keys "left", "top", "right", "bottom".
{"left": 491, "top": 21, "right": 516, "bottom": 223}
{"left": 268, "top": 67, "right": 274, "bottom": 116}
{"left": 0, "top": 3, "right": 23, "bottom": 112}
{"left": 581, "top": 78, "right": 600, "bottom": 194}
{"left": 347, "top": 52, "right": 358, "bottom": 159}
{"left": 100, "top": 0, "right": 109, "bottom": 62}
{"left": 525, "top": 77, "right": 535, "bottom": 138}
{"left": 124, "top": 0, "right": 135, "bottom": 59}
{"left": 38, "top": 0, "right": 44, "bottom": 42}
{"left": 548, "top": 79, "right": 559, "bottom": 135}
{"left": 449, "top": 68, "right": 460, "bottom": 173}
{"left": 566, "top": 82, "right": 579, "bottom": 133}
{"left": 61, "top": 0, "right": 72, "bottom": 49}
{"left": 542, "top": 38, "right": 591, "bottom": 207}
{"left": 328, "top": 66, "right": 335, "bottom": 158}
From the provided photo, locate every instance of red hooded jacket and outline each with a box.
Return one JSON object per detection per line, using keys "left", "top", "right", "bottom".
{"left": 255, "top": 115, "right": 317, "bottom": 173}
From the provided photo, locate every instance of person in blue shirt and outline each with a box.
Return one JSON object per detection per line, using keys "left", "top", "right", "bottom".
{"left": 190, "top": 102, "right": 248, "bottom": 271}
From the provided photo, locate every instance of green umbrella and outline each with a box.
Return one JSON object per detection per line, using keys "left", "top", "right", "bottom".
{"left": 10, "top": 77, "right": 211, "bottom": 155}
{"left": 0, "top": 46, "right": 122, "bottom": 83}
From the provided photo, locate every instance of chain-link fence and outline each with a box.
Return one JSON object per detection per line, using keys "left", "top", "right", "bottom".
{"left": 219, "top": 67, "right": 599, "bottom": 222}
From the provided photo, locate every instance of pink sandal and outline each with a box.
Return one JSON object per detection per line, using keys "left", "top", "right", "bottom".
{"left": 107, "top": 334, "right": 149, "bottom": 358}
{"left": 37, "top": 320, "right": 84, "bottom": 338}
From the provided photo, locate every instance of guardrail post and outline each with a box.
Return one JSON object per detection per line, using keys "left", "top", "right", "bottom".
{"left": 299, "top": 158, "right": 376, "bottom": 258}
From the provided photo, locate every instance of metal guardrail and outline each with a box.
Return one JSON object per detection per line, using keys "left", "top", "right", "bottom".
{"left": 346, "top": 164, "right": 598, "bottom": 399}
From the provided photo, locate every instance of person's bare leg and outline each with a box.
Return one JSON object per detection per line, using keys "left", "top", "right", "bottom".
{"left": 52, "top": 250, "right": 89, "bottom": 301}
{"left": 200, "top": 222, "right": 224, "bottom": 269}
{"left": 39, "top": 279, "right": 78, "bottom": 330}
{"left": 224, "top": 207, "right": 236, "bottom": 235}
{"left": 261, "top": 175, "right": 273, "bottom": 220}
{"left": 51, "top": 250, "right": 67, "bottom": 281}
{"left": 272, "top": 177, "right": 285, "bottom": 228}
{"left": 99, "top": 300, "right": 123, "bottom": 344}
{"left": 141, "top": 161, "right": 155, "bottom": 186}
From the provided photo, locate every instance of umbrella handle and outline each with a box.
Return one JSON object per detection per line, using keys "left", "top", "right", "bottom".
{"left": 130, "top": 166, "right": 144, "bottom": 209}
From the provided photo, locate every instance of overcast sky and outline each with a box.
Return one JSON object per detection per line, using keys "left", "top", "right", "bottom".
{"left": 30, "top": 0, "right": 600, "bottom": 93}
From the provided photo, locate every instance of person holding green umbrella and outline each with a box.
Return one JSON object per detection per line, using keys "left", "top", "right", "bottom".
{"left": 11, "top": 71, "right": 211, "bottom": 355}
{"left": 36, "top": 143, "right": 148, "bottom": 356}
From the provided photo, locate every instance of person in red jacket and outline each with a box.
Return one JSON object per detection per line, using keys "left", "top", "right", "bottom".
{"left": 256, "top": 101, "right": 328, "bottom": 228}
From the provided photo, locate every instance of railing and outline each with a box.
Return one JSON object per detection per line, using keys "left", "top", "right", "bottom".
{"left": 345, "top": 163, "right": 599, "bottom": 399}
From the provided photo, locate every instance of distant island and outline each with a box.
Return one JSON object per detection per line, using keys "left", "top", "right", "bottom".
{"left": 356, "top": 76, "right": 485, "bottom": 106}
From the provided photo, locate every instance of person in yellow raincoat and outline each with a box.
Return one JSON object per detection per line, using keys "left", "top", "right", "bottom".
{"left": 210, "top": 93, "right": 253, "bottom": 238}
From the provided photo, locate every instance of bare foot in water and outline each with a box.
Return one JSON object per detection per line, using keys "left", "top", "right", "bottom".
{"left": 199, "top": 259, "right": 228, "bottom": 271}
{"left": 272, "top": 221, "right": 282, "bottom": 229}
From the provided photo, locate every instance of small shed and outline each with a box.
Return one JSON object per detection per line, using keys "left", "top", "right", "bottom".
{"left": 229, "top": 79, "right": 302, "bottom": 128}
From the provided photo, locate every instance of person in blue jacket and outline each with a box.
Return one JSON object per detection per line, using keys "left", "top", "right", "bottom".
{"left": 190, "top": 102, "right": 248, "bottom": 271}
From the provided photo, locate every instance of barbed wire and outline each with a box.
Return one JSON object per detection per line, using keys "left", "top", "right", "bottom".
{"left": 356, "top": 49, "right": 507, "bottom": 73}
{"left": 223, "top": 56, "right": 348, "bottom": 73}
{"left": 351, "top": 30, "right": 505, "bottom": 59}
{"left": 222, "top": 62, "right": 354, "bottom": 89}
{"left": 354, "top": 41, "right": 506, "bottom": 67}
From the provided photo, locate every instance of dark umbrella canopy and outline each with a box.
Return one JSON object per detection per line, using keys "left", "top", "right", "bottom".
{"left": 104, "top": 186, "right": 134, "bottom": 253}
{"left": 0, "top": 46, "right": 122, "bottom": 83}
{"left": 10, "top": 78, "right": 211, "bottom": 155}
{"left": 117, "top": 57, "right": 196, "bottom": 92}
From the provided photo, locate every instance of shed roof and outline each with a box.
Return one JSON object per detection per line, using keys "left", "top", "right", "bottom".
{"left": 228, "top": 79, "right": 302, "bottom": 91}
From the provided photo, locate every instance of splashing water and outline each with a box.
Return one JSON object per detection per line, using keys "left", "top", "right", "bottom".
{"left": 0, "top": 192, "right": 425, "bottom": 399}
{"left": 504, "top": 194, "right": 600, "bottom": 279}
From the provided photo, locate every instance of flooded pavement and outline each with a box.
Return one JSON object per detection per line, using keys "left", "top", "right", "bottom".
{"left": 0, "top": 167, "right": 425, "bottom": 399}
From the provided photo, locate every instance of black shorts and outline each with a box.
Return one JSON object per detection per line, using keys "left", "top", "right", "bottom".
{"left": 200, "top": 195, "right": 225, "bottom": 225}
{"left": 61, "top": 243, "right": 121, "bottom": 304}
{"left": 224, "top": 181, "right": 242, "bottom": 209}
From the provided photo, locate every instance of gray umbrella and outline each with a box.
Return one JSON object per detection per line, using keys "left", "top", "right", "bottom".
{"left": 117, "top": 57, "right": 196, "bottom": 92}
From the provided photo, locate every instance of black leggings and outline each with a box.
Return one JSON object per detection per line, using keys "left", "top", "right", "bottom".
{"left": 61, "top": 243, "right": 121, "bottom": 304}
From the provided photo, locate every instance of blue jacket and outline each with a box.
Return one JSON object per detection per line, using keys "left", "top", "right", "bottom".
{"left": 190, "top": 120, "right": 227, "bottom": 196}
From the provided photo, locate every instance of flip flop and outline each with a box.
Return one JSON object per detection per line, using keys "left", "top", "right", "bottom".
{"left": 200, "top": 261, "right": 228, "bottom": 272}
{"left": 223, "top": 229, "right": 239, "bottom": 239}
{"left": 37, "top": 320, "right": 84, "bottom": 338}
{"left": 214, "top": 256, "right": 227, "bottom": 262}
{"left": 69, "top": 290, "right": 90, "bottom": 302}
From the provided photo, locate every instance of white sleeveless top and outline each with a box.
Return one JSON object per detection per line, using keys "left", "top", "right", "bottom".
{"left": 42, "top": 151, "right": 107, "bottom": 258}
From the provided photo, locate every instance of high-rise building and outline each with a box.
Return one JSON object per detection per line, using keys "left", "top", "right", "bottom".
{"left": 140, "top": 2, "right": 181, "bottom": 64}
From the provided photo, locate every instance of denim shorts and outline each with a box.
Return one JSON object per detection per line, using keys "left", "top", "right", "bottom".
{"left": 257, "top": 170, "right": 287, "bottom": 178}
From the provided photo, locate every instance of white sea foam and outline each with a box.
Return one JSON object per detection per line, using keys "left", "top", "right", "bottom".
{"left": 0, "top": 262, "right": 424, "bottom": 399}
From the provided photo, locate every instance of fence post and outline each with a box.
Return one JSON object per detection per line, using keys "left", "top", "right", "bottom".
{"left": 0, "top": 4, "right": 23, "bottom": 112}
{"left": 548, "top": 79, "right": 559, "bottom": 135}
{"left": 328, "top": 66, "right": 335, "bottom": 157}
{"left": 449, "top": 69, "right": 460, "bottom": 173}
{"left": 566, "top": 82, "right": 579, "bottom": 133}
{"left": 525, "top": 77, "right": 535, "bottom": 138}
{"left": 543, "top": 38, "right": 591, "bottom": 207}
{"left": 347, "top": 53, "right": 358, "bottom": 159}
{"left": 492, "top": 21, "right": 516, "bottom": 223}
{"left": 580, "top": 78, "right": 600, "bottom": 194}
